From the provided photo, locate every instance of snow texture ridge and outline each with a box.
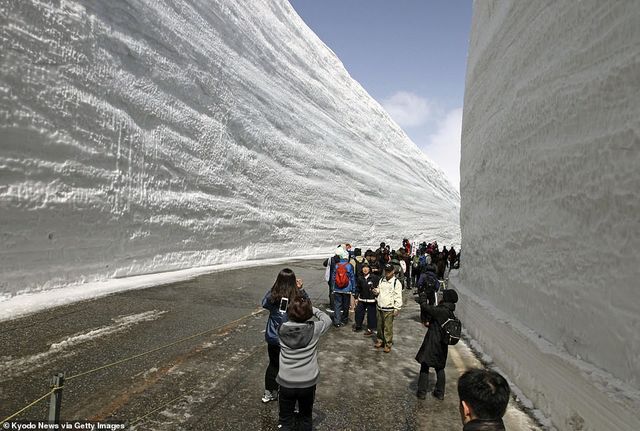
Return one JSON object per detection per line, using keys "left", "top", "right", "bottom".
{"left": 0, "top": 0, "right": 460, "bottom": 299}
{"left": 461, "top": 1, "right": 640, "bottom": 430}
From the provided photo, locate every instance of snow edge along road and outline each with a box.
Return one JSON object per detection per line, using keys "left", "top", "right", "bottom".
{"left": 0, "top": 254, "right": 328, "bottom": 323}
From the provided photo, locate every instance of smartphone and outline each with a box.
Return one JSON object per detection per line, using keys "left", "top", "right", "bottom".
{"left": 279, "top": 297, "right": 289, "bottom": 313}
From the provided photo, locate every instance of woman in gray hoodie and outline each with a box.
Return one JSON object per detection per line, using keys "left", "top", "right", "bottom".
{"left": 277, "top": 295, "right": 331, "bottom": 431}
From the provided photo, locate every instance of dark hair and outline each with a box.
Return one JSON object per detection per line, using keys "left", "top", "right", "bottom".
{"left": 270, "top": 268, "right": 297, "bottom": 304}
{"left": 287, "top": 295, "right": 313, "bottom": 322}
{"left": 442, "top": 289, "right": 459, "bottom": 304}
{"left": 457, "top": 369, "right": 510, "bottom": 420}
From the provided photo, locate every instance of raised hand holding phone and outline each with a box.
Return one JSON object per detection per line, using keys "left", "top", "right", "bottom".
{"left": 279, "top": 297, "right": 289, "bottom": 313}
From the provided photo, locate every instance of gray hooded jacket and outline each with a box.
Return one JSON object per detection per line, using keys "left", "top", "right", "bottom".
{"left": 276, "top": 307, "right": 332, "bottom": 388}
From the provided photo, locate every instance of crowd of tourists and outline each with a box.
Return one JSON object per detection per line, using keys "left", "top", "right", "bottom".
{"left": 261, "top": 240, "right": 510, "bottom": 431}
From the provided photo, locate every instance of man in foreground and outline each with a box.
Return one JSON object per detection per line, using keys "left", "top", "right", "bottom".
{"left": 457, "top": 368, "right": 510, "bottom": 431}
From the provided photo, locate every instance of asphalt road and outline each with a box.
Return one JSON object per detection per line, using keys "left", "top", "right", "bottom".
{"left": 0, "top": 260, "right": 542, "bottom": 430}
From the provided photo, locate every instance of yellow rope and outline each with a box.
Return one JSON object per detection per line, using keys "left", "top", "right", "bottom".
{"left": 129, "top": 393, "right": 186, "bottom": 426}
{"left": 66, "top": 308, "right": 266, "bottom": 382}
{"left": 129, "top": 345, "right": 263, "bottom": 426}
{"left": 1, "top": 288, "right": 325, "bottom": 427}
{"left": 0, "top": 387, "right": 60, "bottom": 425}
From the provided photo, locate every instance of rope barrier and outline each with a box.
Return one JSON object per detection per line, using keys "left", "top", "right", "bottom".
{"left": 0, "top": 387, "right": 60, "bottom": 426}
{"left": 1, "top": 284, "right": 325, "bottom": 427}
{"left": 129, "top": 393, "right": 186, "bottom": 427}
{"left": 66, "top": 308, "right": 266, "bottom": 382}
{"left": 129, "top": 289, "right": 326, "bottom": 426}
{"left": 129, "top": 345, "right": 263, "bottom": 427}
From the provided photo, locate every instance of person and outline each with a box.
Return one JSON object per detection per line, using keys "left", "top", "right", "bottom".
{"left": 448, "top": 247, "right": 458, "bottom": 270}
{"left": 458, "top": 368, "right": 510, "bottom": 430}
{"left": 332, "top": 248, "right": 356, "bottom": 327}
{"left": 353, "top": 262, "right": 379, "bottom": 335}
{"left": 372, "top": 263, "right": 403, "bottom": 353}
{"left": 352, "top": 248, "right": 366, "bottom": 278}
{"left": 436, "top": 251, "right": 448, "bottom": 280}
{"left": 396, "top": 249, "right": 409, "bottom": 289}
{"left": 417, "top": 263, "right": 439, "bottom": 300}
{"left": 367, "top": 252, "right": 382, "bottom": 277}
{"left": 415, "top": 289, "right": 459, "bottom": 400}
{"left": 375, "top": 242, "right": 386, "bottom": 261}
{"left": 261, "top": 268, "right": 307, "bottom": 403}
{"left": 452, "top": 249, "right": 461, "bottom": 269}
{"left": 350, "top": 248, "right": 366, "bottom": 312}
{"left": 401, "top": 239, "right": 412, "bottom": 288}
{"left": 329, "top": 245, "right": 348, "bottom": 313}
{"left": 411, "top": 251, "right": 424, "bottom": 291}
{"left": 277, "top": 295, "right": 332, "bottom": 430}
{"left": 323, "top": 246, "right": 343, "bottom": 312}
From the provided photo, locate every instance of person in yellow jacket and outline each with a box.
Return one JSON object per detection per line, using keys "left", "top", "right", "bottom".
{"left": 372, "top": 263, "right": 403, "bottom": 353}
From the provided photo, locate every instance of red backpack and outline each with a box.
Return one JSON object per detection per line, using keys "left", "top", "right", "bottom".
{"left": 335, "top": 262, "right": 350, "bottom": 288}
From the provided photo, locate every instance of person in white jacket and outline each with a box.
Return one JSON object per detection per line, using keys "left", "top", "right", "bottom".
{"left": 372, "top": 263, "right": 403, "bottom": 353}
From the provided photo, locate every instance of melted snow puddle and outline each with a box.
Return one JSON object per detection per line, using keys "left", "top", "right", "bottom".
{"left": 0, "top": 310, "right": 167, "bottom": 376}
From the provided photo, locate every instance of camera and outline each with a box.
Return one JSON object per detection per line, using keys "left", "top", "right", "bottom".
{"left": 279, "top": 297, "right": 289, "bottom": 313}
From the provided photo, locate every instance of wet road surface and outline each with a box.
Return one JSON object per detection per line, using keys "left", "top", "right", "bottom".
{"left": 0, "top": 260, "right": 542, "bottom": 430}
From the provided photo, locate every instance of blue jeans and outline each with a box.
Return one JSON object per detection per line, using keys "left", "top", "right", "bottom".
{"left": 333, "top": 292, "right": 350, "bottom": 325}
{"left": 354, "top": 301, "right": 377, "bottom": 330}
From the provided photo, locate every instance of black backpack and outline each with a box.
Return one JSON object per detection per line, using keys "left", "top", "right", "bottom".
{"left": 441, "top": 312, "right": 462, "bottom": 345}
{"left": 428, "top": 274, "right": 439, "bottom": 292}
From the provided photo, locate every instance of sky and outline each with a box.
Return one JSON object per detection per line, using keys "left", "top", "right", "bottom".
{"left": 289, "top": 1, "right": 473, "bottom": 190}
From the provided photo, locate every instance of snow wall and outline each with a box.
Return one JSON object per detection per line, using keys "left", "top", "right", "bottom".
{"left": 0, "top": 0, "right": 460, "bottom": 299}
{"left": 459, "top": 2, "right": 640, "bottom": 430}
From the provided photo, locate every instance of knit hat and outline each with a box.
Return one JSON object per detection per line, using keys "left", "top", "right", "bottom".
{"left": 442, "top": 289, "right": 459, "bottom": 304}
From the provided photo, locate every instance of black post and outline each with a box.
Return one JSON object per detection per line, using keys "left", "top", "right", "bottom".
{"left": 48, "top": 373, "right": 64, "bottom": 424}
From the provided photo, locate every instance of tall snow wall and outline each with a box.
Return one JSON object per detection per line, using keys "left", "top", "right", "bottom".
{"left": 0, "top": 0, "right": 460, "bottom": 298}
{"left": 459, "top": 1, "right": 640, "bottom": 430}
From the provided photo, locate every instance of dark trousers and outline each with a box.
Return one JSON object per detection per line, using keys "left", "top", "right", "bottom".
{"left": 404, "top": 258, "right": 412, "bottom": 287}
{"left": 279, "top": 385, "right": 316, "bottom": 431}
{"left": 265, "top": 343, "right": 280, "bottom": 391}
{"left": 333, "top": 292, "right": 350, "bottom": 325}
{"left": 327, "top": 282, "right": 334, "bottom": 310}
{"left": 420, "top": 290, "right": 436, "bottom": 324}
{"left": 354, "top": 301, "right": 377, "bottom": 330}
{"left": 417, "top": 363, "right": 445, "bottom": 397}
{"left": 412, "top": 269, "right": 421, "bottom": 290}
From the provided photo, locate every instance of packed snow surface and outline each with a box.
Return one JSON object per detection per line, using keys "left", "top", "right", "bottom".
{"left": 0, "top": 310, "right": 167, "bottom": 376}
{"left": 461, "top": 1, "right": 640, "bottom": 429}
{"left": 0, "top": 0, "right": 460, "bottom": 301}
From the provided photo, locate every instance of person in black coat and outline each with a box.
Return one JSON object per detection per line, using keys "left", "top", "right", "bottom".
{"left": 353, "top": 262, "right": 380, "bottom": 335}
{"left": 415, "top": 289, "right": 459, "bottom": 400}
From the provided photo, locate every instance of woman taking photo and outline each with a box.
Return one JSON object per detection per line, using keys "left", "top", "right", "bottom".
{"left": 277, "top": 295, "right": 331, "bottom": 430}
{"left": 261, "top": 268, "right": 306, "bottom": 403}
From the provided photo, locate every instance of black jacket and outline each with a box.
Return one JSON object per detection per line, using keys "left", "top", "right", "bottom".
{"left": 356, "top": 274, "right": 380, "bottom": 301}
{"left": 463, "top": 419, "right": 505, "bottom": 431}
{"left": 415, "top": 300, "right": 456, "bottom": 368}
{"left": 368, "top": 259, "right": 382, "bottom": 276}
